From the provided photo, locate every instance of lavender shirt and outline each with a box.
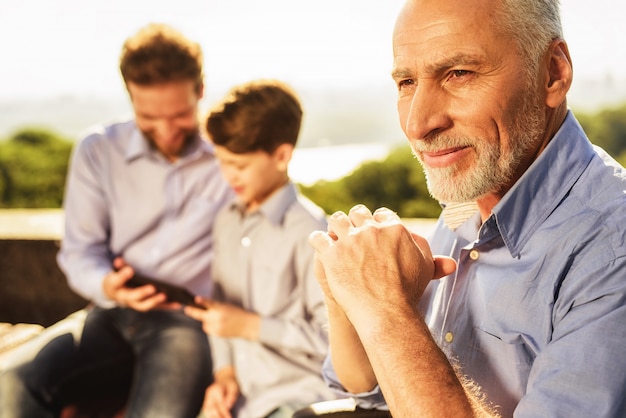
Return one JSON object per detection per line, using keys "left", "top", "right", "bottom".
{"left": 58, "top": 120, "right": 233, "bottom": 307}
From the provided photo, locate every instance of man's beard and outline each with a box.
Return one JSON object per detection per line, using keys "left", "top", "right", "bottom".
{"left": 411, "top": 89, "right": 545, "bottom": 204}
{"left": 144, "top": 127, "right": 198, "bottom": 158}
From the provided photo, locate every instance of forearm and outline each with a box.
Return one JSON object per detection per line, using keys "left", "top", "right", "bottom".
{"left": 355, "top": 305, "right": 498, "bottom": 418}
{"left": 59, "top": 140, "right": 113, "bottom": 305}
{"left": 259, "top": 317, "right": 330, "bottom": 358}
{"left": 58, "top": 242, "right": 112, "bottom": 304}
{"left": 257, "top": 294, "right": 333, "bottom": 359}
{"left": 209, "top": 334, "right": 234, "bottom": 374}
{"left": 214, "top": 364, "right": 236, "bottom": 381}
{"left": 326, "top": 299, "right": 377, "bottom": 393}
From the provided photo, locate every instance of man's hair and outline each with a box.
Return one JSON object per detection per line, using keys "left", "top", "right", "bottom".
{"left": 495, "top": 0, "right": 563, "bottom": 80}
{"left": 119, "top": 23, "right": 203, "bottom": 91}
{"left": 205, "top": 80, "right": 303, "bottom": 154}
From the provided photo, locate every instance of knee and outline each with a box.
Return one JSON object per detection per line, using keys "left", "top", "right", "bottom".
{"left": 162, "top": 326, "right": 211, "bottom": 358}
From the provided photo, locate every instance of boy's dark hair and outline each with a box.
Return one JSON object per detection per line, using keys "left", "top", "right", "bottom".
{"left": 206, "top": 80, "right": 303, "bottom": 154}
{"left": 119, "top": 23, "right": 203, "bottom": 92}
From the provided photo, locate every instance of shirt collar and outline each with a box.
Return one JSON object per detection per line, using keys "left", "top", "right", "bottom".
{"left": 492, "top": 110, "right": 595, "bottom": 257}
{"left": 124, "top": 124, "right": 215, "bottom": 163}
{"left": 125, "top": 127, "right": 149, "bottom": 161}
{"left": 229, "top": 181, "right": 298, "bottom": 227}
{"left": 446, "top": 111, "right": 595, "bottom": 255}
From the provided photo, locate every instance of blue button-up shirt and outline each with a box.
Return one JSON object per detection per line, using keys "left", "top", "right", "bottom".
{"left": 57, "top": 120, "right": 233, "bottom": 307}
{"left": 323, "top": 112, "right": 626, "bottom": 417}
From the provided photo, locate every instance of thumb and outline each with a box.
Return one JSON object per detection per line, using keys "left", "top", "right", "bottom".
{"left": 112, "top": 256, "right": 127, "bottom": 271}
{"left": 433, "top": 256, "right": 457, "bottom": 279}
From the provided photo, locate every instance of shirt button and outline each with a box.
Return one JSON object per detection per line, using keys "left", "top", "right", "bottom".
{"left": 445, "top": 331, "right": 454, "bottom": 343}
{"left": 469, "top": 250, "right": 479, "bottom": 260}
{"left": 241, "top": 237, "right": 251, "bottom": 247}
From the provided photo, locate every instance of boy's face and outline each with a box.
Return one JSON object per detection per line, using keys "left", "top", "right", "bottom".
{"left": 214, "top": 144, "right": 292, "bottom": 212}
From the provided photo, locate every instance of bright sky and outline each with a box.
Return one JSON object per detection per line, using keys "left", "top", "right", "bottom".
{"left": 1, "top": 0, "right": 625, "bottom": 102}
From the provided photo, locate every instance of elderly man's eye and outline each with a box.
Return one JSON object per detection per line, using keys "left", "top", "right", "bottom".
{"left": 398, "top": 79, "right": 415, "bottom": 90}
{"left": 450, "top": 70, "right": 471, "bottom": 78}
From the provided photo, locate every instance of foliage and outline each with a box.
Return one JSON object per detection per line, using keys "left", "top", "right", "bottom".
{"left": 300, "top": 145, "right": 442, "bottom": 218}
{"left": 2, "top": 102, "right": 626, "bottom": 211}
{"left": 302, "top": 104, "right": 626, "bottom": 219}
{"left": 0, "top": 129, "right": 72, "bottom": 208}
{"left": 616, "top": 150, "right": 626, "bottom": 168}
{"left": 575, "top": 103, "right": 626, "bottom": 158}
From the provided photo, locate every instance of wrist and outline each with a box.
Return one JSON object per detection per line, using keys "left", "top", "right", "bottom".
{"left": 244, "top": 312, "right": 261, "bottom": 341}
{"left": 215, "top": 365, "right": 236, "bottom": 382}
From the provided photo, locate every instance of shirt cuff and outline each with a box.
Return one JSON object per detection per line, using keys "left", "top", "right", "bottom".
{"left": 321, "top": 355, "right": 388, "bottom": 410}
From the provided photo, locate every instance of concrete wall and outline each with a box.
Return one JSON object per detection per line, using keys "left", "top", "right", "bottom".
{"left": 0, "top": 210, "right": 87, "bottom": 327}
{"left": 0, "top": 239, "right": 88, "bottom": 327}
{"left": 0, "top": 210, "right": 437, "bottom": 328}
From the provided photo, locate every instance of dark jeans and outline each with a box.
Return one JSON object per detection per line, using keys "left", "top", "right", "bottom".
{"left": 0, "top": 306, "right": 212, "bottom": 418}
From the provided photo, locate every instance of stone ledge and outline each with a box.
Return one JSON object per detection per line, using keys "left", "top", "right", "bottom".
{"left": 0, "top": 209, "right": 437, "bottom": 241}
{"left": 0, "top": 323, "right": 44, "bottom": 356}
{"left": 0, "top": 310, "right": 87, "bottom": 372}
{"left": 0, "top": 210, "right": 436, "bottom": 327}
{"left": 0, "top": 209, "right": 63, "bottom": 240}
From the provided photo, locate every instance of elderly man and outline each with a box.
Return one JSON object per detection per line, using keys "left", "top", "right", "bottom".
{"left": 310, "top": 0, "right": 626, "bottom": 417}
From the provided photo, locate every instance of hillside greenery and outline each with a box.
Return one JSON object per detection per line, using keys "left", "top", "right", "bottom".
{"left": 300, "top": 145, "right": 442, "bottom": 218}
{"left": 0, "top": 129, "right": 72, "bottom": 208}
{"left": 1, "top": 104, "right": 625, "bottom": 214}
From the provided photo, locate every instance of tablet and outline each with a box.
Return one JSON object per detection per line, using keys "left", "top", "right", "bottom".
{"left": 126, "top": 274, "right": 206, "bottom": 309}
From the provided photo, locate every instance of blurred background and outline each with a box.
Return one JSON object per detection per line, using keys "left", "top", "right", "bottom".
{"left": 1, "top": 0, "right": 626, "bottom": 328}
{"left": 1, "top": 0, "right": 626, "bottom": 215}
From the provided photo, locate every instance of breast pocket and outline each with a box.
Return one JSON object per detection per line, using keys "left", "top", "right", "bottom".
{"left": 468, "top": 325, "right": 535, "bottom": 405}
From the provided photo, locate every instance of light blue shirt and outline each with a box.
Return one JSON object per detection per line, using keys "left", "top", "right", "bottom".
{"left": 323, "top": 111, "right": 626, "bottom": 417}
{"left": 57, "top": 120, "right": 233, "bottom": 307}
{"left": 211, "top": 182, "right": 337, "bottom": 418}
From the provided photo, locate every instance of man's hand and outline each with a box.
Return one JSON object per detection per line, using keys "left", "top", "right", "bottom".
{"left": 201, "top": 366, "right": 240, "bottom": 418}
{"left": 309, "top": 205, "right": 456, "bottom": 326}
{"left": 102, "top": 257, "right": 177, "bottom": 311}
{"left": 185, "top": 300, "right": 261, "bottom": 341}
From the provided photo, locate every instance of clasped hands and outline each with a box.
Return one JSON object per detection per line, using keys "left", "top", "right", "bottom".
{"left": 308, "top": 205, "right": 456, "bottom": 324}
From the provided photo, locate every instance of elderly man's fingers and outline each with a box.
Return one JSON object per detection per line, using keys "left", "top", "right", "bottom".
{"left": 372, "top": 207, "right": 401, "bottom": 223}
{"left": 308, "top": 230, "right": 336, "bottom": 251}
{"left": 348, "top": 204, "right": 374, "bottom": 227}
{"left": 433, "top": 256, "right": 457, "bottom": 279}
{"left": 409, "top": 231, "right": 458, "bottom": 280}
{"left": 327, "top": 210, "right": 353, "bottom": 239}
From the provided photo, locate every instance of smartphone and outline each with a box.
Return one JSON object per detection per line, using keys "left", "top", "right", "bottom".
{"left": 125, "top": 273, "right": 206, "bottom": 309}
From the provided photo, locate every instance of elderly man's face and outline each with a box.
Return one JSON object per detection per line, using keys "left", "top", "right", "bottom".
{"left": 392, "top": 0, "right": 546, "bottom": 204}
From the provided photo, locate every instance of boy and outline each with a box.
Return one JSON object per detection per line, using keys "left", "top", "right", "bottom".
{"left": 184, "top": 80, "right": 336, "bottom": 418}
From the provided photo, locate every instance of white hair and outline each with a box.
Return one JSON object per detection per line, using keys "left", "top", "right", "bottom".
{"left": 495, "top": 0, "right": 563, "bottom": 79}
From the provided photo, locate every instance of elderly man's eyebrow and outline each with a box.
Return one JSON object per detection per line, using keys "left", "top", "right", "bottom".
{"left": 392, "top": 53, "right": 485, "bottom": 80}
{"left": 391, "top": 67, "right": 414, "bottom": 80}
{"left": 430, "top": 52, "right": 483, "bottom": 70}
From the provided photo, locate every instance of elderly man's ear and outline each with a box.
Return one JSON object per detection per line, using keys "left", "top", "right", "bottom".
{"left": 544, "top": 39, "right": 573, "bottom": 109}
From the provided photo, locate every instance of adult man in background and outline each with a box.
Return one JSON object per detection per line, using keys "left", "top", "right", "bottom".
{"left": 0, "top": 23, "right": 232, "bottom": 417}
{"left": 309, "top": 0, "right": 626, "bottom": 416}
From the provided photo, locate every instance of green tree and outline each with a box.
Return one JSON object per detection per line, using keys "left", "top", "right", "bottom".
{"left": 300, "top": 145, "right": 441, "bottom": 218}
{"left": 4, "top": 102, "right": 626, "bottom": 212}
{"left": 575, "top": 104, "right": 626, "bottom": 158}
{"left": 0, "top": 129, "right": 73, "bottom": 208}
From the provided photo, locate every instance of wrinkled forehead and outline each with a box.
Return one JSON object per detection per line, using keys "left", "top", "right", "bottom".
{"left": 391, "top": 0, "right": 509, "bottom": 70}
{"left": 392, "top": 0, "right": 500, "bottom": 46}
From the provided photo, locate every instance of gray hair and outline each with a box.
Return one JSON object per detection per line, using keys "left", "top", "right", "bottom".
{"left": 494, "top": 0, "right": 563, "bottom": 79}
